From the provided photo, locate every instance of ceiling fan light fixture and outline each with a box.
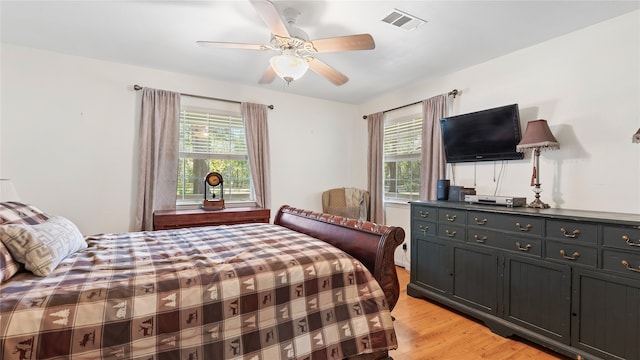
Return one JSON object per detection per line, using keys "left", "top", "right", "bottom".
{"left": 269, "top": 54, "right": 309, "bottom": 84}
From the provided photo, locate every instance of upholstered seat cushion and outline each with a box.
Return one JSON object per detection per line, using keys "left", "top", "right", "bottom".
{"left": 322, "top": 187, "right": 370, "bottom": 221}
{"left": 326, "top": 188, "right": 347, "bottom": 207}
{"left": 325, "top": 205, "right": 360, "bottom": 219}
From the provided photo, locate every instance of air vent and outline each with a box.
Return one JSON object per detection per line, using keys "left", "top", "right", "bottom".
{"left": 381, "top": 9, "right": 426, "bottom": 31}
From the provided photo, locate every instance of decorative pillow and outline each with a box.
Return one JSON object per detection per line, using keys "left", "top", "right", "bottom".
{"left": 0, "top": 216, "right": 87, "bottom": 276}
{"left": 0, "top": 201, "right": 50, "bottom": 225}
{"left": 0, "top": 240, "right": 20, "bottom": 283}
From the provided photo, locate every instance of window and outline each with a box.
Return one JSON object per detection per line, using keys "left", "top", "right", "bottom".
{"left": 177, "top": 107, "right": 253, "bottom": 205}
{"left": 383, "top": 115, "right": 422, "bottom": 202}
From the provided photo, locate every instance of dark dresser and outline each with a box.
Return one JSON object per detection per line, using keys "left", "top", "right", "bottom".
{"left": 409, "top": 200, "right": 640, "bottom": 360}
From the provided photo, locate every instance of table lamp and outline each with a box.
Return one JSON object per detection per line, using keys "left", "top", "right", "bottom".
{"left": 516, "top": 120, "right": 559, "bottom": 208}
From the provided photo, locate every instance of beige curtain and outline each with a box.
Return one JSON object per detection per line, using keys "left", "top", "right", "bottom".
{"left": 241, "top": 102, "right": 271, "bottom": 209}
{"left": 134, "top": 87, "right": 181, "bottom": 231}
{"left": 420, "top": 94, "right": 448, "bottom": 200}
{"left": 367, "top": 112, "right": 384, "bottom": 224}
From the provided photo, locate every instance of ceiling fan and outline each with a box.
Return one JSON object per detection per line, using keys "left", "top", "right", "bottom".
{"left": 197, "top": 0, "right": 375, "bottom": 86}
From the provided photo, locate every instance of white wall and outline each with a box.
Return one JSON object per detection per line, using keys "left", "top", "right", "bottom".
{"left": 359, "top": 11, "right": 640, "bottom": 268}
{"left": 2, "top": 11, "right": 638, "bottom": 268}
{"left": 0, "top": 44, "right": 367, "bottom": 234}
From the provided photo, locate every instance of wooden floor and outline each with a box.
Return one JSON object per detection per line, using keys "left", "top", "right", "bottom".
{"left": 388, "top": 267, "right": 569, "bottom": 360}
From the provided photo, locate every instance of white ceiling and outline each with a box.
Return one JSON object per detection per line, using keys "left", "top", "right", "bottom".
{"left": 1, "top": 1, "right": 638, "bottom": 104}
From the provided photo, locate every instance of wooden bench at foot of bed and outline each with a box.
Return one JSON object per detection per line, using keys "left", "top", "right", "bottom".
{"left": 274, "top": 205, "right": 405, "bottom": 312}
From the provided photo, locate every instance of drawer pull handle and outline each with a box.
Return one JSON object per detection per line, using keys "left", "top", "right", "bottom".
{"left": 474, "top": 218, "right": 487, "bottom": 225}
{"left": 419, "top": 211, "right": 430, "bottom": 218}
{"left": 621, "top": 260, "right": 640, "bottom": 273}
{"left": 445, "top": 230, "right": 457, "bottom": 237}
{"left": 445, "top": 214, "right": 457, "bottom": 222}
{"left": 474, "top": 235, "right": 487, "bottom": 243}
{"left": 560, "top": 228, "right": 581, "bottom": 238}
{"left": 515, "top": 223, "right": 532, "bottom": 232}
{"left": 622, "top": 235, "right": 640, "bottom": 247}
{"left": 559, "top": 249, "right": 580, "bottom": 260}
{"left": 515, "top": 242, "right": 532, "bottom": 252}
{"left": 419, "top": 225, "right": 430, "bottom": 235}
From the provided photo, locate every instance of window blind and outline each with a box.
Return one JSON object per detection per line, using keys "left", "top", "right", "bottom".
{"left": 384, "top": 116, "right": 422, "bottom": 158}
{"left": 179, "top": 109, "right": 246, "bottom": 158}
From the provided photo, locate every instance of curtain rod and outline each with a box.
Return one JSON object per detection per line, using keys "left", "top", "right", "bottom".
{"left": 133, "top": 84, "right": 274, "bottom": 110}
{"left": 362, "top": 89, "right": 458, "bottom": 119}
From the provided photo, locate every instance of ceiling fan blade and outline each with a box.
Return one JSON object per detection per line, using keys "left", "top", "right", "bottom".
{"left": 258, "top": 65, "right": 277, "bottom": 84}
{"left": 249, "top": 0, "right": 290, "bottom": 38}
{"left": 308, "top": 58, "right": 349, "bottom": 86}
{"left": 197, "top": 41, "right": 266, "bottom": 50}
{"left": 311, "top": 34, "right": 375, "bottom": 53}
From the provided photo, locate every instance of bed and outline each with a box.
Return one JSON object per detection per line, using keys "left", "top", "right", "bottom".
{"left": 0, "top": 203, "right": 404, "bottom": 360}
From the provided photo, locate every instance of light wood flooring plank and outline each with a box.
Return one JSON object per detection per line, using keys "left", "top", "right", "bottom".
{"left": 388, "top": 267, "right": 569, "bottom": 359}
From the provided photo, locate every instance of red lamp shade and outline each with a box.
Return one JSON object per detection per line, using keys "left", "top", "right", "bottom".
{"left": 516, "top": 119, "right": 560, "bottom": 152}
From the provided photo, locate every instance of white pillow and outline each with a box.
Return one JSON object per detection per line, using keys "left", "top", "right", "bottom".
{"left": 0, "top": 216, "right": 87, "bottom": 276}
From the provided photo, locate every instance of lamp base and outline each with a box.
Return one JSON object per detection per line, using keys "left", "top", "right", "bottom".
{"left": 526, "top": 198, "right": 550, "bottom": 209}
{"left": 527, "top": 182, "right": 550, "bottom": 209}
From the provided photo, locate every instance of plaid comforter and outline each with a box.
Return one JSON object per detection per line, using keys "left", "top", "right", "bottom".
{"left": 0, "top": 223, "right": 397, "bottom": 360}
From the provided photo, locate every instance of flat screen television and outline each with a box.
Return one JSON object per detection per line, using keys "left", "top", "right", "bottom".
{"left": 440, "top": 104, "right": 524, "bottom": 163}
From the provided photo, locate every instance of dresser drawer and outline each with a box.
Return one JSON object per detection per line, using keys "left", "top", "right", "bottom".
{"left": 545, "top": 240, "right": 598, "bottom": 267}
{"left": 503, "top": 236, "right": 542, "bottom": 257}
{"left": 438, "top": 208, "right": 466, "bottom": 225}
{"left": 603, "top": 225, "right": 640, "bottom": 250}
{"left": 467, "top": 229, "right": 541, "bottom": 257}
{"left": 468, "top": 211, "right": 543, "bottom": 236}
{"left": 546, "top": 220, "right": 598, "bottom": 244}
{"left": 412, "top": 219, "right": 436, "bottom": 238}
{"left": 412, "top": 206, "right": 437, "bottom": 222}
{"left": 467, "top": 228, "right": 503, "bottom": 246}
{"left": 437, "top": 224, "right": 465, "bottom": 241}
{"left": 602, "top": 249, "right": 640, "bottom": 278}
